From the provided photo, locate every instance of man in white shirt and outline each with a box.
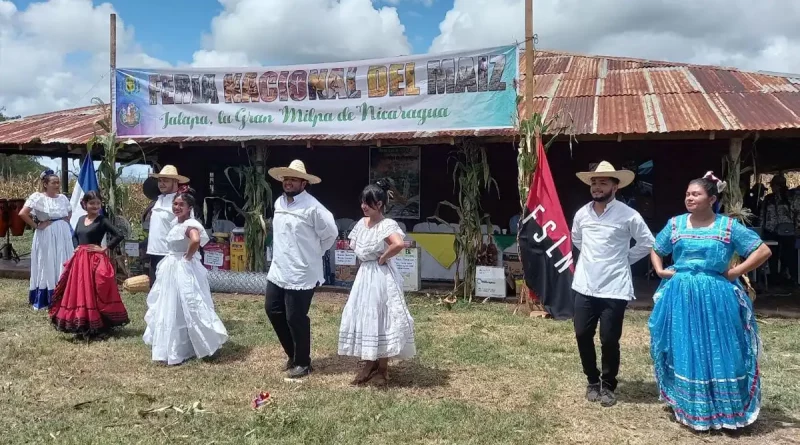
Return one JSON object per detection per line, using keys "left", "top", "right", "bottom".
{"left": 266, "top": 160, "right": 338, "bottom": 379}
{"left": 146, "top": 165, "right": 190, "bottom": 288}
{"left": 571, "top": 161, "right": 654, "bottom": 407}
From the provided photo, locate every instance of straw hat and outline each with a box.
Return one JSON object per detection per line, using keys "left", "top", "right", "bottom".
{"left": 149, "top": 165, "right": 189, "bottom": 184}
{"left": 268, "top": 160, "right": 321, "bottom": 185}
{"left": 576, "top": 161, "right": 635, "bottom": 188}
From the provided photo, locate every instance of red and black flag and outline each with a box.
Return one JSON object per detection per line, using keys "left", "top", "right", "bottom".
{"left": 517, "top": 139, "right": 575, "bottom": 320}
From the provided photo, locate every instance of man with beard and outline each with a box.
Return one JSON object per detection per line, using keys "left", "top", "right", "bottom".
{"left": 146, "top": 165, "right": 190, "bottom": 288}
{"left": 571, "top": 161, "right": 654, "bottom": 407}
{"left": 266, "top": 160, "right": 338, "bottom": 379}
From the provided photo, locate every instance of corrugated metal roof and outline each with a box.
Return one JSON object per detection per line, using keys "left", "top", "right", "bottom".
{"left": 4, "top": 49, "right": 800, "bottom": 147}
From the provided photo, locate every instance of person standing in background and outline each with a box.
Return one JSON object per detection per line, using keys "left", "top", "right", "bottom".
{"left": 145, "top": 166, "right": 189, "bottom": 288}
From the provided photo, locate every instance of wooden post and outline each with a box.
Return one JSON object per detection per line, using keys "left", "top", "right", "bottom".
{"left": 524, "top": 0, "right": 534, "bottom": 119}
{"left": 110, "top": 13, "right": 116, "bottom": 127}
{"left": 61, "top": 155, "right": 69, "bottom": 195}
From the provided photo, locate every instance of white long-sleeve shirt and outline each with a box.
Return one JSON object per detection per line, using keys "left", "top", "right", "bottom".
{"left": 267, "top": 191, "right": 338, "bottom": 290}
{"left": 146, "top": 193, "right": 177, "bottom": 256}
{"left": 571, "top": 199, "right": 654, "bottom": 301}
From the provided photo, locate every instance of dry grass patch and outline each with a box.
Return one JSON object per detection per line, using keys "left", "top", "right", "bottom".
{"left": 1, "top": 278, "right": 799, "bottom": 444}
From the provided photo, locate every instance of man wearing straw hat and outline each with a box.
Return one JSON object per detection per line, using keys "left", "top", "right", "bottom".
{"left": 266, "top": 160, "right": 338, "bottom": 379}
{"left": 571, "top": 161, "right": 654, "bottom": 407}
{"left": 146, "top": 165, "right": 190, "bottom": 288}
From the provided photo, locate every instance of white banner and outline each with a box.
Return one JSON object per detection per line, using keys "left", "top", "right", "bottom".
{"left": 114, "top": 45, "right": 518, "bottom": 138}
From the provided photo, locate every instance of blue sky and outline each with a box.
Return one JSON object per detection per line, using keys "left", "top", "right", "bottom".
{"left": 13, "top": 0, "right": 452, "bottom": 64}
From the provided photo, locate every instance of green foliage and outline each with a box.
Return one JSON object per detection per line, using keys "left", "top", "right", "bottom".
{"left": 434, "top": 139, "right": 498, "bottom": 302}
{"left": 225, "top": 151, "right": 273, "bottom": 272}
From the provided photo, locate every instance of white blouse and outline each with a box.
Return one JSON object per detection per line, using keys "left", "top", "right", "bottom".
{"left": 24, "top": 192, "right": 71, "bottom": 221}
{"left": 267, "top": 191, "right": 338, "bottom": 290}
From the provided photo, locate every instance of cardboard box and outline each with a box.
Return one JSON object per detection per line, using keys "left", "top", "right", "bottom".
{"left": 475, "top": 266, "right": 506, "bottom": 299}
{"left": 230, "top": 241, "right": 246, "bottom": 272}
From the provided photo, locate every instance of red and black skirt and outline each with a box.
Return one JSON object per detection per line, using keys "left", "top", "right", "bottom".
{"left": 49, "top": 245, "right": 129, "bottom": 334}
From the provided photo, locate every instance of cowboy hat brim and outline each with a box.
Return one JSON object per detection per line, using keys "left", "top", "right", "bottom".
{"left": 149, "top": 173, "right": 190, "bottom": 184}
{"left": 268, "top": 167, "right": 321, "bottom": 185}
{"left": 576, "top": 170, "right": 635, "bottom": 188}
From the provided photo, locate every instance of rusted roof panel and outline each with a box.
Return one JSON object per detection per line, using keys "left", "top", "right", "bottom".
{"left": 602, "top": 71, "right": 651, "bottom": 96}
{"left": 607, "top": 59, "right": 641, "bottom": 71}
{"left": 547, "top": 96, "right": 595, "bottom": 135}
{"left": 745, "top": 73, "right": 800, "bottom": 93}
{"left": 0, "top": 105, "right": 107, "bottom": 145}
{"left": 555, "top": 79, "right": 597, "bottom": 97}
{"left": 564, "top": 57, "right": 600, "bottom": 80}
{"left": 527, "top": 74, "right": 559, "bottom": 98}
{"left": 713, "top": 92, "right": 800, "bottom": 130}
{"left": 657, "top": 92, "right": 727, "bottom": 132}
{"left": 534, "top": 56, "right": 570, "bottom": 74}
{"left": 773, "top": 92, "right": 800, "bottom": 116}
{"left": 648, "top": 69, "right": 699, "bottom": 94}
{"left": 690, "top": 68, "right": 752, "bottom": 93}
{"left": 596, "top": 96, "right": 648, "bottom": 134}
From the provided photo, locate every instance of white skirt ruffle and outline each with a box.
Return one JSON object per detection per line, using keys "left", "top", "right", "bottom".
{"left": 338, "top": 261, "right": 416, "bottom": 361}
{"left": 29, "top": 220, "right": 74, "bottom": 309}
{"left": 143, "top": 254, "right": 228, "bottom": 365}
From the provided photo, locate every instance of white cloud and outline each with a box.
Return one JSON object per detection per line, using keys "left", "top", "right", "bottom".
{"left": 192, "top": 0, "right": 412, "bottom": 67}
{"left": 429, "top": 0, "right": 800, "bottom": 74}
{"left": 0, "top": 0, "right": 169, "bottom": 117}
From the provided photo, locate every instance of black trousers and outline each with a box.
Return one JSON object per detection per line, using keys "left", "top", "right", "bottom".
{"left": 573, "top": 292, "right": 628, "bottom": 391}
{"left": 265, "top": 281, "right": 315, "bottom": 367}
{"left": 148, "top": 255, "right": 165, "bottom": 289}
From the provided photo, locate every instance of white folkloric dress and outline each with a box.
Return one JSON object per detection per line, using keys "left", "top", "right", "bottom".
{"left": 338, "top": 218, "right": 416, "bottom": 361}
{"left": 26, "top": 192, "right": 74, "bottom": 310}
{"left": 143, "top": 219, "right": 228, "bottom": 365}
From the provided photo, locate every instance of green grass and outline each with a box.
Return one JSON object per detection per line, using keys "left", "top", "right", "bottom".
{"left": 1, "top": 278, "right": 799, "bottom": 444}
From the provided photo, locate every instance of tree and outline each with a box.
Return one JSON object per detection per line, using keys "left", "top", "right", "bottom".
{"left": 0, "top": 107, "right": 48, "bottom": 179}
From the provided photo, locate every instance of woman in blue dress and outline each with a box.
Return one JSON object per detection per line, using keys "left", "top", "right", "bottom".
{"left": 649, "top": 172, "right": 771, "bottom": 431}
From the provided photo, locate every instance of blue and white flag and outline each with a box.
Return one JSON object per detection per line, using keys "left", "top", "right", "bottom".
{"left": 69, "top": 154, "right": 100, "bottom": 229}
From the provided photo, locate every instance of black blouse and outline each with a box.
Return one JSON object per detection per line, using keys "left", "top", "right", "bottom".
{"left": 73, "top": 215, "right": 124, "bottom": 250}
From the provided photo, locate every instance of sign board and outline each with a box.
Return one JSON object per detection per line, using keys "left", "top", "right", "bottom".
{"left": 335, "top": 249, "right": 358, "bottom": 266}
{"left": 124, "top": 241, "right": 140, "bottom": 257}
{"left": 395, "top": 247, "right": 421, "bottom": 292}
{"left": 203, "top": 250, "right": 224, "bottom": 267}
{"left": 114, "top": 46, "right": 518, "bottom": 138}
{"left": 475, "top": 266, "right": 506, "bottom": 299}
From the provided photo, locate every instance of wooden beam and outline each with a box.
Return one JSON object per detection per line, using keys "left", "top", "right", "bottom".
{"left": 61, "top": 155, "right": 69, "bottom": 195}
{"left": 524, "top": 0, "right": 534, "bottom": 119}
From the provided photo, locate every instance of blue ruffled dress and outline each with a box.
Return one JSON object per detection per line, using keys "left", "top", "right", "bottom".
{"left": 649, "top": 214, "right": 763, "bottom": 431}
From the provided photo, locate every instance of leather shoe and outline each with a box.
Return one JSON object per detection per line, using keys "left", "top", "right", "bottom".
{"left": 286, "top": 365, "right": 312, "bottom": 379}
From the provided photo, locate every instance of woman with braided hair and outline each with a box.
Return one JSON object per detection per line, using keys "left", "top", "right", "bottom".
{"left": 649, "top": 172, "right": 772, "bottom": 431}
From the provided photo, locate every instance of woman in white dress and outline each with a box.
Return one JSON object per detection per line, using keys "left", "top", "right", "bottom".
{"left": 143, "top": 189, "right": 228, "bottom": 365}
{"left": 18, "top": 170, "right": 74, "bottom": 310}
{"left": 338, "top": 181, "right": 416, "bottom": 386}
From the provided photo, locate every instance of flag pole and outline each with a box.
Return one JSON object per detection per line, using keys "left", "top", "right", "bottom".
{"left": 110, "top": 13, "right": 117, "bottom": 134}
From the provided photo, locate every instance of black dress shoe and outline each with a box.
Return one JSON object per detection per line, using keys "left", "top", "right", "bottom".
{"left": 287, "top": 365, "right": 312, "bottom": 379}
{"left": 281, "top": 359, "right": 294, "bottom": 372}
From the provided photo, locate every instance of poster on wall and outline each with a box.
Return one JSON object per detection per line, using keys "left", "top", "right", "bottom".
{"left": 369, "top": 146, "right": 420, "bottom": 220}
{"left": 113, "top": 45, "right": 518, "bottom": 137}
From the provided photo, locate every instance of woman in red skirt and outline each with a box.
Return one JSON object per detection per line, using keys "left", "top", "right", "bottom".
{"left": 49, "top": 191, "right": 129, "bottom": 337}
